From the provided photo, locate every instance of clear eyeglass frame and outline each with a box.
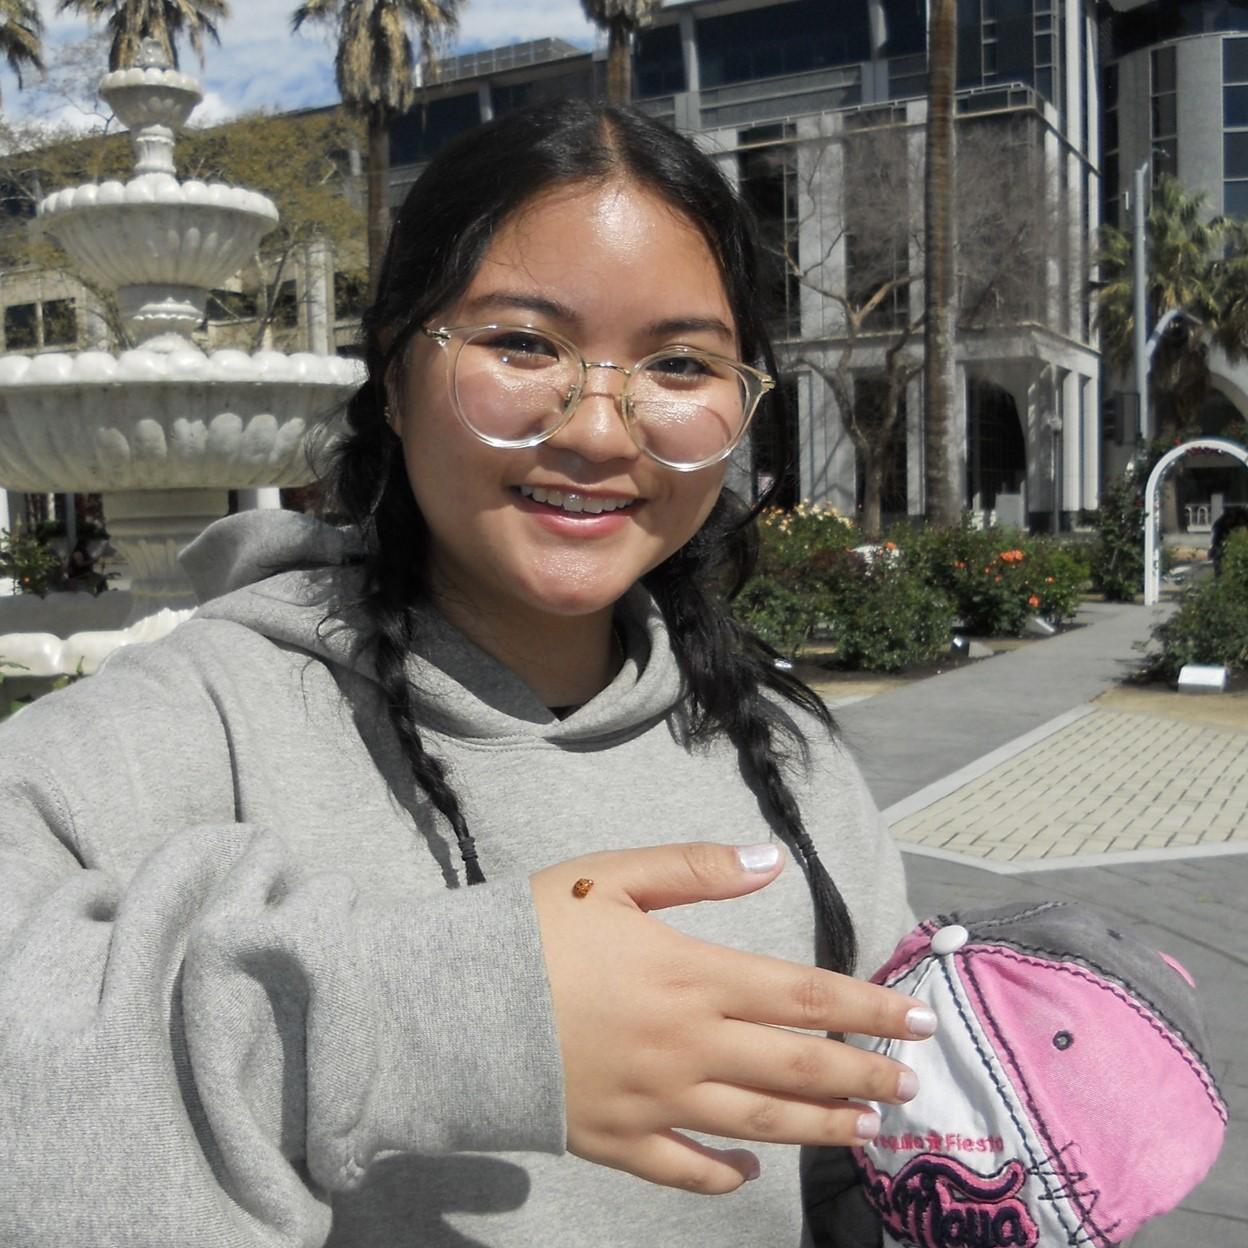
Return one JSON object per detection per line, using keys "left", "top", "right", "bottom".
{"left": 421, "top": 322, "right": 776, "bottom": 472}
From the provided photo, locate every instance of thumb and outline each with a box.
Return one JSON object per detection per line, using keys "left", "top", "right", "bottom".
{"left": 589, "top": 841, "right": 785, "bottom": 914}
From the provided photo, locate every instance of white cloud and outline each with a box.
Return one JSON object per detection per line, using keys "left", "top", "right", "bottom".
{"left": 2, "top": 0, "right": 608, "bottom": 124}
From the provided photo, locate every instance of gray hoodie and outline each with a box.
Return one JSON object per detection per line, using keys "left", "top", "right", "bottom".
{"left": 0, "top": 510, "right": 910, "bottom": 1247}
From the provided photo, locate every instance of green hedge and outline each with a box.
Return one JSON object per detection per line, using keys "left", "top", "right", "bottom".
{"left": 732, "top": 507, "right": 1089, "bottom": 671}
{"left": 1142, "top": 529, "right": 1248, "bottom": 680}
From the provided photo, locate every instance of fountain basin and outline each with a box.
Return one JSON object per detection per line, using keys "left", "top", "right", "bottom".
{"left": 100, "top": 64, "right": 202, "bottom": 133}
{"left": 0, "top": 348, "right": 361, "bottom": 492}
{"left": 40, "top": 174, "right": 279, "bottom": 295}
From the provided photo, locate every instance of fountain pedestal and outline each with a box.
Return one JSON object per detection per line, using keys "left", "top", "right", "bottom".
{"left": 105, "top": 489, "right": 230, "bottom": 616}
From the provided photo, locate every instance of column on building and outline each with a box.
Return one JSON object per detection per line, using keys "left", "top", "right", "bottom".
{"left": 1081, "top": 371, "right": 1100, "bottom": 512}
{"left": 796, "top": 114, "right": 842, "bottom": 341}
{"left": 1023, "top": 365, "right": 1058, "bottom": 520}
{"left": 1060, "top": 368, "right": 1082, "bottom": 519}
{"left": 303, "top": 239, "right": 334, "bottom": 357}
{"left": 678, "top": 7, "right": 700, "bottom": 99}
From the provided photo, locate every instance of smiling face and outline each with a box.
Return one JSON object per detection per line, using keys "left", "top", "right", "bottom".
{"left": 391, "top": 178, "right": 738, "bottom": 635}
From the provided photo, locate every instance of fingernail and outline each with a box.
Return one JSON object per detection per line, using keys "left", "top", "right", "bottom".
{"left": 737, "top": 843, "right": 781, "bottom": 872}
{"left": 743, "top": 1155, "right": 762, "bottom": 1181}
{"left": 897, "top": 1069, "right": 919, "bottom": 1102}
{"left": 855, "top": 1111, "right": 881, "bottom": 1141}
{"left": 906, "top": 1006, "right": 939, "bottom": 1038}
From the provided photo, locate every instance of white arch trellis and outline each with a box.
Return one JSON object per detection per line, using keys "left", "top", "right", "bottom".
{"left": 1143, "top": 437, "right": 1248, "bottom": 606}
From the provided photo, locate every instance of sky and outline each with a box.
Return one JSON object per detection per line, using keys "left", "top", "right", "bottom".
{"left": 1, "top": 0, "right": 605, "bottom": 131}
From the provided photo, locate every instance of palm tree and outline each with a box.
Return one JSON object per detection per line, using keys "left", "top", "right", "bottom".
{"left": 922, "top": 0, "right": 960, "bottom": 526}
{"left": 580, "top": 0, "right": 660, "bottom": 105}
{"left": 293, "top": 0, "right": 460, "bottom": 289}
{"left": 1094, "top": 176, "right": 1228, "bottom": 439}
{"left": 0, "top": 0, "right": 44, "bottom": 107}
{"left": 58, "top": 0, "right": 230, "bottom": 70}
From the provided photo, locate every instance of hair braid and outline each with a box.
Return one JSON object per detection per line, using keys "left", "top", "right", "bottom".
{"left": 646, "top": 502, "right": 859, "bottom": 976}
{"left": 369, "top": 601, "right": 485, "bottom": 886}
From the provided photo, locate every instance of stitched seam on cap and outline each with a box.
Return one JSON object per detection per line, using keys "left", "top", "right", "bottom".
{"left": 963, "top": 955, "right": 1114, "bottom": 1247}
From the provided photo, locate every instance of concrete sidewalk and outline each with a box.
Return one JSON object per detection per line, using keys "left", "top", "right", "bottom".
{"left": 827, "top": 601, "right": 1247, "bottom": 1247}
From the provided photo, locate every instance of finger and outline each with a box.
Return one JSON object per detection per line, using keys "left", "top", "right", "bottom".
{"left": 537, "top": 841, "right": 786, "bottom": 913}
{"left": 708, "top": 1020, "right": 919, "bottom": 1106}
{"left": 616, "top": 1130, "right": 762, "bottom": 1195}
{"left": 677, "top": 1083, "right": 880, "bottom": 1149}
{"left": 708, "top": 946, "right": 938, "bottom": 1041}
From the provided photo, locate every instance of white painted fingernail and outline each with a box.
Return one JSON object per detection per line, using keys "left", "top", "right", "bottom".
{"left": 906, "top": 1006, "right": 939, "bottom": 1038}
{"left": 856, "top": 1112, "right": 881, "bottom": 1141}
{"left": 737, "top": 843, "right": 781, "bottom": 872}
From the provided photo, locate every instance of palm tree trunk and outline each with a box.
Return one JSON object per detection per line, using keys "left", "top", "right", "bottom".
{"left": 923, "top": 0, "right": 960, "bottom": 527}
{"left": 606, "top": 17, "right": 632, "bottom": 105}
{"left": 367, "top": 109, "right": 391, "bottom": 298}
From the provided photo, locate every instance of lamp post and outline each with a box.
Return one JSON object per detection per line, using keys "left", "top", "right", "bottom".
{"left": 1133, "top": 164, "right": 1150, "bottom": 442}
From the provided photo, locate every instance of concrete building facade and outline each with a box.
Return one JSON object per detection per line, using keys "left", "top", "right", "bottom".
{"left": 1100, "top": 0, "right": 1248, "bottom": 530}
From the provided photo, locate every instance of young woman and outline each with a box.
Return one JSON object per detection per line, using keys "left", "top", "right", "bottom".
{"left": 0, "top": 102, "right": 930, "bottom": 1246}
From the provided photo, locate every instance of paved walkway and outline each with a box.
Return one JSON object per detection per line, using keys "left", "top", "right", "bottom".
{"left": 889, "top": 704, "right": 1248, "bottom": 865}
{"left": 825, "top": 600, "right": 1247, "bottom": 1246}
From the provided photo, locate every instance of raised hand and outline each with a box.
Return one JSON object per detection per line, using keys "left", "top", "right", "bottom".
{"left": 531, "top": 842, "right": 937, "bottom": 1194}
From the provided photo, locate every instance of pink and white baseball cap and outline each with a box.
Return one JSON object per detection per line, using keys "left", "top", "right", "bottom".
{"left": 848, "top": 901, "right": 1227, "bottom": 1248}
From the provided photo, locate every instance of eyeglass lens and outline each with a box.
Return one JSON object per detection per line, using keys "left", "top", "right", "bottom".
{"left": 451, "top": 327, "right": 748, "bottom": 466}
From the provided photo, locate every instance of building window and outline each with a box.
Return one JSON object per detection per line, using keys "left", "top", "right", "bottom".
{"left": 389, "top": 93, "right": 481, "bottom": 165}
{"left": 334, "top": 271, "right": 367, "bottom": 321}
{"left": 2, "top": 298, "right": 77, "bottom": 351}
{"left": 270, "top": 279, "right": 298, "bottom": 329}
{"left": 635, "top": 23, "right": 685, "bottom": 98}
{"left": 207, "top": 289, "right": 259, "bottom": 321}
{"left": 1225, "top": 37, "right": 1248, "bottom": 216}
{"left": 853, "top": 375, "right": 908, "bottom": 516}
{"left": 1151, "top": 45, "right": 1178, "bottom": 184}
{"left": 1103, "top": 62, "right": 1120, "bottom": 228}
{"left": 751, "top": 377, "right": 799, "bottom": 507}
{"left": 3, "top": 303, "right": 37, "bottom": 349}
{"left": 879, "top": 0, "right": 926, "bottom": 58}
{"left": 698, "top": 0, "right": 867, "bottom": 88}
{"left": 42, "top": 299, "right": 76, "bottom": 346}
{"left": 738, "top": 126, "right": 800, "bottom": 338}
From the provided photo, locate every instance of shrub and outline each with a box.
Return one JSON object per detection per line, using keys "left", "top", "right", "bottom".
{"left": 821, "top": 556, "right": 956, "bottom": 672}
{"left": 0, "top": 528, "right": 64, "bottom": 597}
{"left": 893, "top": 522, "right": 1088, "bottom": 636}
{"left": 1143, "top": 584, "right": 1248, "bottom": 679}
{"left": 734, "top": 507, "right": 957, "bottom": 670}
{"left": 1220, "top": 526, "right": 1248, "bottom": 589}
{"left": 1090, "top": 473, "right": 1145, "bottom": 601}
{"left": 734, "top": 504, "right": 860, "bottom": 654}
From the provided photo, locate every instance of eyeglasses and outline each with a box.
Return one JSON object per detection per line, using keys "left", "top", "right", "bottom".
{"left": 421, "top": 323, "right": 775, "bottom": 471}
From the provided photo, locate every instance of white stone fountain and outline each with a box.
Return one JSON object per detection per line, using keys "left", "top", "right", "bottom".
{"left": 0, "top": 43, "right": 362, "bottom": 675}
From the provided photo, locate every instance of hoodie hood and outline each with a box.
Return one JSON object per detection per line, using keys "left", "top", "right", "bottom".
{"left": 180, "top": 510, "right": 684, "bottom": 747}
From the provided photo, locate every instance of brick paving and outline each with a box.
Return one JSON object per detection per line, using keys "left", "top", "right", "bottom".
{"left": 888, "top": 706, "right": 1248, "bottom": 864}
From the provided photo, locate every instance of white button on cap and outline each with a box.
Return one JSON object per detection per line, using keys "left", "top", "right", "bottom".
{"left": 930, "top": 924, "right": 970, "bottom": 955}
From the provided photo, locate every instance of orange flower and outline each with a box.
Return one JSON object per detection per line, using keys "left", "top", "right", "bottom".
{"left": 1028, "top": 594, "right": 1041, "bottom": 608}
{"left": 1045, "top": 576, "right": 1054, "bottom": 584}
{"left": 954, "top": 560, "right": 965, "bottom": 569}
{"left": 884, "top": 540, "right": 897, "bottom": 551}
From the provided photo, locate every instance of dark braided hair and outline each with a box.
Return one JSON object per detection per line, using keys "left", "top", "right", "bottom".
{"left": 317, "top": 99, "right": 856, "bottom": 973}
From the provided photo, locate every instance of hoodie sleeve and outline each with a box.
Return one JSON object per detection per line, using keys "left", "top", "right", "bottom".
{"left": 0, "top": 665, "right": 565, "bottom": 1246}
